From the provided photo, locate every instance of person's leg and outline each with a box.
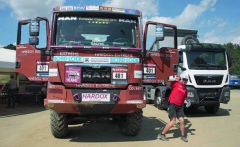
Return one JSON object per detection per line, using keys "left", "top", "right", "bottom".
{"left": 159, "top": 104, "right": 177, "bottom": 141}
{"left": 11, "top": 90, "right": 16, "bottom": 108}
{"left": 178, "top": 117, "right": 185, "bottom": 136}
{"left": 6, "top": 91, "right": 11, "bottom": 108}
{"left": 177, "top": 106, "right": 188, "bottom": 142}
{"left": 162, "top": 117, "right": 176, "bottom": 134}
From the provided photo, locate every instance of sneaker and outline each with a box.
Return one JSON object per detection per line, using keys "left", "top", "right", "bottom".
{"left": 181, "top": 136, "right": 188, "bottom": 142}
{"left": 158, "top": 133, "right": 169, "bottom": 141}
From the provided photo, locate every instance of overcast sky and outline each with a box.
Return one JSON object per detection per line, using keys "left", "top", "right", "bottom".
{"left": 0, "top": 0, "right": 239, "bottom": 47}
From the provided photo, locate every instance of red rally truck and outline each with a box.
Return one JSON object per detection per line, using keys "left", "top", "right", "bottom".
{"left": 15, "top": 5, "right": 174, "bottom": 138}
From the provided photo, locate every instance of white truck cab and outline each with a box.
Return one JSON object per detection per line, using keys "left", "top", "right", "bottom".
{"left": 177, "top": 43, "right": 232, "bottom": 113}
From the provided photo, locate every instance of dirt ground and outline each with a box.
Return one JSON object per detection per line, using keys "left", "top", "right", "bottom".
{"left": 0, "top": 90, "right": 240, "bottom": 147}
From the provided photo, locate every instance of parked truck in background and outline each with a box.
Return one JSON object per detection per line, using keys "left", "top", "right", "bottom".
{"left": 15, "top": 5, "right": 172, "bottom": 138}
{"left": 175, "top": 43, "right": 232, "bottom": 113}
{"left": 229, "top": 74, "right": 240, "bottom": 88}
{"left": 143, "top": 28, "right": 199, "bottom": 109}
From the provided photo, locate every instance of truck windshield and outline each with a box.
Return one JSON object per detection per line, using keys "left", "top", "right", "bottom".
{"left": 186, "top": 51, "right": 227, "bottom": 70}
{"left": 55, "top": 16, "right": 137, "bottom": 48}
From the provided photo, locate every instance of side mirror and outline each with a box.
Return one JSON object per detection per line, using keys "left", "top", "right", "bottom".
{"left": 155, "top": 25, "right": 164, "bottom": 41}
{"left": 172, "top": 64, "right": 178, "bottom": 72}
{"left": 29, "top": 19, "right": 40, "bottom": 36}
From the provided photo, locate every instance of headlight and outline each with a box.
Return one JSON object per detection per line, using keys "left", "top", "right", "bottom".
{"left": 224, "top": 91, "right": 230, "bottom": 97}
{"left": 187, "top": 92, "right": 195, "bottom": 98}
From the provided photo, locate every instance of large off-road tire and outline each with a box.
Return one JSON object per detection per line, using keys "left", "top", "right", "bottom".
{"left": 50, "top": 110, "right": 68, "bottom": 138}
{"left": 204, "top": 103, "right": 220, "bottom": 114}
{"left": 119, "top": 110, "right": 143, "bottom": 136}
{"left": 181, "top": 35, "right": 199, "bottom": 45}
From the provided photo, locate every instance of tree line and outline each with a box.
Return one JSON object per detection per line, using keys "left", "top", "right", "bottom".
{"left": 3, "top": 43, "right": 240, "bottom": 74}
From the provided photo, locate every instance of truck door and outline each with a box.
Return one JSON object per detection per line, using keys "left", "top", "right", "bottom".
{"left": 16, "top": 18, "right": 50, "bottom": 82}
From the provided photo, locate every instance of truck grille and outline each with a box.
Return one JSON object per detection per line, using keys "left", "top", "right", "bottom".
{"left": 81, "top": 67, "right": 111, "bottom": 83}
{"left": 194, "top": 75, "right": 223, "bottom": 85}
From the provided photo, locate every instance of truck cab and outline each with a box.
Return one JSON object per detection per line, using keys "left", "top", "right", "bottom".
{"left": 15, "top": 5, "right": 166, "bottom": 138}
{"left": 177, "top": 43, "right": 232, "bottom": 113}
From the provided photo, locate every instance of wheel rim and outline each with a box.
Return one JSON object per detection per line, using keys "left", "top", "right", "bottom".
{"left": 157, "top": 96, "right": 162, "bottom": 105}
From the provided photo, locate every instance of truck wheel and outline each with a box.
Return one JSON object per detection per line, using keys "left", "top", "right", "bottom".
{"left": 181, "top": 35, "right": 199, "bottom": 45}
{"left": 204, "top": 103, "right": 220, "bottom": 114}
{"left": 119, "top": 110, "right": 143, "bottom": 136}
{"left": 155, "top": 91, "right": 165, "bottom": 110}
{"left": 50, "top": 110, "right": 68, "bottom": 138}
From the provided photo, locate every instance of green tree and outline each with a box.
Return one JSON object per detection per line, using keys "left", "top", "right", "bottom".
{"left": 3, "top": 44, "right": 16, "bottom": 50}
{"left": 224, "top": 43, "right": 240, "bottom": 74}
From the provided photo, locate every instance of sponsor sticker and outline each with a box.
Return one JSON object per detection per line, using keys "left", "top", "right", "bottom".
{"left": 82, "top": 93, "right": 110, "bottom": 102}
{"left": 110, "top": 58, "right": 139, "bottom": 63}
{"left": 134, "top": 71, "right": 142, "bottom": 78}
{"left": 65, "top": 66, "right": 81, "bottom": 83}
{"left": 49, "top": 68, "right": 58, "bottom": 76}
{"left": 84, "top": 57, "right": 110, "bottom": 63}
{"left": 86, "top": 5, "right": 99, "bottom": 10}
{"left": 53, "top": 56, "right": 83, "bottom": 62}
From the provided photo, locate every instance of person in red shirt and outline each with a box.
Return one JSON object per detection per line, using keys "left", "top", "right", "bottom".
{"left": 159, "top": 74, "right": 190, "bottom": 142}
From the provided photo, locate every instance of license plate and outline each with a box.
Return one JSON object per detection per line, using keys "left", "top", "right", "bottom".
{"left": 82, "top": 93, "right": 110, "bottom": 102}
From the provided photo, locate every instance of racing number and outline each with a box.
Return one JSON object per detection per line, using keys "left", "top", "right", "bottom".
{"left": 37, "top": 65, "right": 48, "bottom": 72}
{"left": 113, "top": 72, "right": 126, "bottom": 79}
{"left": 144, "top": 67, "right": 155, "bottom": 74}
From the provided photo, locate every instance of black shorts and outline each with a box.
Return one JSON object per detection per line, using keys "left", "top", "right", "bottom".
{"left": 168, "top": 103, "right": 184, "bottom": 119}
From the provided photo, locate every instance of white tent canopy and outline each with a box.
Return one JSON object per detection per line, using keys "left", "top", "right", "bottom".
{"left": 0, "top": 48, "right": 16, "bottom": 73}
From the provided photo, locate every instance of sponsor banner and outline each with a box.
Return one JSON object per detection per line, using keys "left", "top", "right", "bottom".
{"left": 84, "top": 57, "right": 110, "bottom": 63}
{"left": 110, "top": 58, "right": 139, "bottom": 63}
{"left": 144, "top": 75, "right": 156, "bottom": 79}
{"left": 60, "top": 6, "right": 73, "bottom": 11}
{"left": 82, "top": 93, "right": 110, "bottom": 102}
{"left": 65, "top": 66, "right": 81, "bottom": 83}
{"left": 125, "top": 9, "right": 137, "bottom": 14}
{"left": 134, "top": 70, "right": 142, "bottom": 78}
{"left": 36, "top": 73, "right": 49, "bottom": 77}
{"left": 112, "top": 7, "right": 125, "bottom": 13}
{"left": 73, "top": 6, "right": 86, "bottom": 10}
{"left": 86, "top": 5, "right": 99, "bottom": 10}
{"left": 53, "top": 56, "right": 83, "bottom": 62}
{"left": 53, "top": 56, "right": 139, "bottom": 63}
{"left": 99, "top": 6, "right": 112, "bottom": 11}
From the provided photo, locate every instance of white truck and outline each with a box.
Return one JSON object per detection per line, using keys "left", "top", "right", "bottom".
{"left": 176, "top": 43, "right": 232, "bottom": 113}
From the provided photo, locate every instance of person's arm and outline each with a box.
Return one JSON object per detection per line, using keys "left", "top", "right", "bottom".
{"left": 166, "top": 75, "right": 181, "bottom": 87}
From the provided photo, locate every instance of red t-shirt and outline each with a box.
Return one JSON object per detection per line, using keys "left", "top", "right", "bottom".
{"left": 168, "top": 81, "right": 187, "bottom": 106}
